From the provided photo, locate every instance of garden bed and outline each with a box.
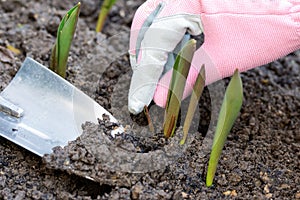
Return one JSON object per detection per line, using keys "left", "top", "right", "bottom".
{"left": 0, "top": 0, "right": 299, "bottom": 199}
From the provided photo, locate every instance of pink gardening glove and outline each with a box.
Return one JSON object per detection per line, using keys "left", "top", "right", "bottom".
{"left": 128, "top": 0, "right": 300, "bottom": 114}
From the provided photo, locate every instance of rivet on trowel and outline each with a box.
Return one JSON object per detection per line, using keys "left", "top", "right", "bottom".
{"left": 0, "top": 96, "right": 24, "bottom": 118}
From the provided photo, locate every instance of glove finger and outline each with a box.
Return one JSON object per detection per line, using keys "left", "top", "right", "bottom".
{"left": 130, "top": 0, "right": 202, "bottom": 67}
{"left": 129, "top": 0, "right": 163, "bottom": 59}
{"left": 128, "top": 14, "right": 203, "bottom": 114}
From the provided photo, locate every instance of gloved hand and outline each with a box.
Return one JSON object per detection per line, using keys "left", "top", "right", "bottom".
{"left": 128, "top": 0, "right": 300, "bottom": 114}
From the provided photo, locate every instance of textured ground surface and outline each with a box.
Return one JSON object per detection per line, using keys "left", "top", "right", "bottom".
{"left": 0, "top": 0, "right": 299, "bottom": 199}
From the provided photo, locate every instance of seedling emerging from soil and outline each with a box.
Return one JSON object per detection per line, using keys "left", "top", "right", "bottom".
{"left": 206, "top": 69, "right": 243, "bottom": 187}
{"left": 163, "top": 39, "right": 196, "bottom": 138}
{"left": 180, "top": 65, "right": 205, "bottom": 145}
{"left": 50, "top": 3, "right": 81, "bottom": 78}
{"left": 96, "top": 0, "right": 118, "bottom": 32}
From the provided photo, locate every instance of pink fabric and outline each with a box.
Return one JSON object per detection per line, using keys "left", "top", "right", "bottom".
{"left": 153, "top": 0, "right": 300, "bottom": 107}
{"left": 130, "top": 0, "right": 300, "bottom": 108}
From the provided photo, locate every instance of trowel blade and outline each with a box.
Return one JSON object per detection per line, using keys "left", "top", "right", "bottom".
{"left": 0, "top": 57, "right": 122, "bottom": 156}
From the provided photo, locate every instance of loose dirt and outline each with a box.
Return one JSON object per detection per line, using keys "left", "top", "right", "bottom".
{"left": 0, "top": 0, "right": 299, "bottom": 199}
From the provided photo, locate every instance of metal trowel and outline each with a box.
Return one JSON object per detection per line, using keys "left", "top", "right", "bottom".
{"left": 0, "top": 57, "right": 123, "bottom": 156}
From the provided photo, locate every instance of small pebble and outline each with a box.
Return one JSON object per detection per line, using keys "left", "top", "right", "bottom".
{"left": 264, "top": 184, "right": 270, "bottom": 194}
{"left": 231, "top": 190, "right": 237, "bottom": 197}
{"left": 261, "top": 79, "right": 269, "bottom": 84}
{"left": 223, "top": 190, "right": 237, "bottom": 197}
{"left": 181, "top": 192, "right": 189, "bottom": 198}
{"left": 279, "top": 184, "right": 290, "bottom": 190}
{"left": 265, "top": 193, "right": 273, "bottom": 199}
{"left": 131, "top": 183, "right": 143, "bottom": 199}
{"left": 260, "top": 172, "right": 271, "bottom": 183}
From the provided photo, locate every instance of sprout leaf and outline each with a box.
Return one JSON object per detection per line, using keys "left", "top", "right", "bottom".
{"left": 180, "top": 65, "right": 205, "bottom": 145}
{"left": 50, "top": 2, "right": 80, "bottom": 78}
{"left": 164, "top": 39, "right": 196, "bottom": 138}
{"left": 206, "top": 69, "right": 243, "bottom": 187}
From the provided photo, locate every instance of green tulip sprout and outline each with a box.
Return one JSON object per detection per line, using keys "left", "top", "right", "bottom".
{"left": 160, "top": 38, "right": 243, "bottom": 188}
{"left": 180, "top": 65, "right": 205, "bottom": 145}
{"left": 50, "top": 3, "right": 80, "bottom": 78}
{"left": 206, "top": 69, "right": 243, "bottom": 187}
{"left": 96, "top": 0, "right": 118, "bottom": 32}
{"left": 163, "top": 39, "right": 196, "bottom": 138}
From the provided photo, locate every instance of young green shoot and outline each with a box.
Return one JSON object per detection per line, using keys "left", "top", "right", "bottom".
{"left": 206, "top": 69, "right": 243, "bottom": 187}
{"left": 50, "top": 3, "right": 80, "bottom": 78}
{"left": 163, "top": 39, "right": 196, "bottom": 138}
{"left": 96, "top": 0, "right": 118, "bottom": 32}
{"left": 180, "top": 65, "right": 205, "bottom": 145}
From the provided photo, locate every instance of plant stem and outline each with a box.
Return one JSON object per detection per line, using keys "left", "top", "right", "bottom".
{"left": 144, "top": 105, "right": 154, "bottom": 133}
{"left": 96, "top": 0, "right": 117, "bottom": 32}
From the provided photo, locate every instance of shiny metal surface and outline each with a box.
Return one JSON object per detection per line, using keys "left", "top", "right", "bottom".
{"left": 0, "top": 57, "right": 122, "bottom": 156}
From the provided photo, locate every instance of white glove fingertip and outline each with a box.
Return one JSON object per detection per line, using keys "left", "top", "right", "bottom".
{"left": 128, "top": 97, "right": 146, "bottom": 115}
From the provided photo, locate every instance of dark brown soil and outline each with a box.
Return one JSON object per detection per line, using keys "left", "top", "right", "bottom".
{"left": 0, "top": 0, "right": 299, "bottom": 199}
